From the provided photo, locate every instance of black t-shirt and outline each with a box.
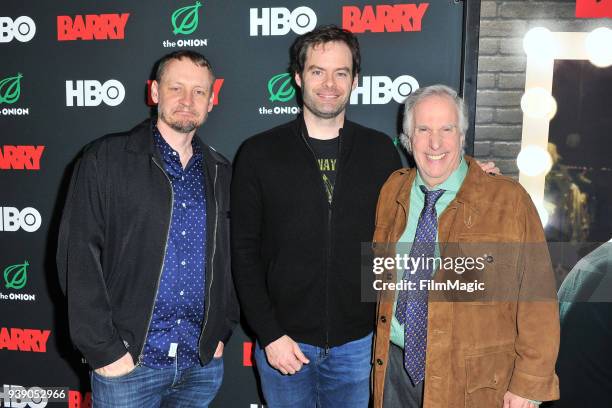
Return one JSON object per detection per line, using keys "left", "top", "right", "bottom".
{"left": 308, "top": 136, "right": 339, "bottom": 204}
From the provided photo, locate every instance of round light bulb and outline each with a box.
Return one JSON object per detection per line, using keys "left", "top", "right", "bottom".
{"left": 521, "top": 88, "right": 557, "bottom": 120}
{"left": 586, "top": 27, "right": 612, "bottom": 68}
{"left": 517, "top": 145, "right": 553, "bottom": 177}
{"left": 523, "top": 27, "right": 556, "bottom": 61}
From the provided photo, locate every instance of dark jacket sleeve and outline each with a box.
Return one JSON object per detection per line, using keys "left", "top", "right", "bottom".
{"left": 56, "top": 147, "right": 127, "bottom": 369}
{"left": 376, "top": 131, "right": 403, "bottom": 178}
{"left": 385, "top": 133, "right": 403, "bottom": 172}
{"left": 231, "top": 142, "right": 284, "bottom": 347}
{"left": 220, "top": 277, "right": 240, "bottom": 345}
{"left": 221, "top": 164, "right": 240, "bottom": 345}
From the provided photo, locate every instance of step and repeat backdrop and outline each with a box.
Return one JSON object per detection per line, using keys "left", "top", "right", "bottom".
{"left": 0, "top": 1, "right": 476, "bottom": 406}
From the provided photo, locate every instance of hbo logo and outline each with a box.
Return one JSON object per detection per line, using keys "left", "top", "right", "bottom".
{"left": 0, "top": 16, "right": 36, "bottom": 43}
{"left": 66, "top": 80, "right": 125, "bottom": 107}
{"left": 0, "top": 207, "right": 42, "bottom": 232}
{"left": 250, "top": 7, "right": 317, "bottom": 36}
{"left": 350, "top": 75, "right": 420, "bottom": 105}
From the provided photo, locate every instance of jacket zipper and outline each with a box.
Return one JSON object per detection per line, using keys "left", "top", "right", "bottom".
{"left": 328, "top": 135, "right": 342, "bottom": 352}
{"left": 138, "top": 157, "right": 174, "bottom": 365}
{"left": 198, "top": 163, "right": 218, "bottom": 359}
{"left": 301, "top": 131, "right": 342, "bottom": 352}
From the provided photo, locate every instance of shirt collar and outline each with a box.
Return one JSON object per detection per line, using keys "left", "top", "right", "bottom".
{"left": 152, "top": 125, "right": 202, "bottom": 172}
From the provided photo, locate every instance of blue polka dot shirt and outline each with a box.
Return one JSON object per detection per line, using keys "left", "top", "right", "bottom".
{"left": 142, "top": 127, "right": 207, "bottom": 369}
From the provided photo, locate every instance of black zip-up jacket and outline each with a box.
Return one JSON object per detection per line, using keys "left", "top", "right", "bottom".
{"left": 231, "top": 116, "right": 402, "bottom": 348}
{"left": 57, "top": 119, "right": 239, "bottom": 369}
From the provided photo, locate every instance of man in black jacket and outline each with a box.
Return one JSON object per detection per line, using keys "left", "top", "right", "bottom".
{"left": 57, "top": 51, "right": 238, "bottom": 407}
{"left": 231, "top": 25, "right": 402, "bottom": 407}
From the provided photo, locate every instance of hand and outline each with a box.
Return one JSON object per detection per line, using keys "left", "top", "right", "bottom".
{"left": 213, "top": 341, "right": 224, "bottom": 358}
{"left": 503, "top": 391, "right": 538, "bottom": 408}
{"left": 264, "top": 335, "right": 310, "bottom": 375}
{"left": 476, "top": 160, "right": 501, "bottom": 175}
{"left": 94, "top": 352, "right": 135, "bottom": 378}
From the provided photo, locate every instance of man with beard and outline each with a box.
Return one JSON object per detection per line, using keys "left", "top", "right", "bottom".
{"left": 231, "top": 26, "right": 496, "bottom": 407}
{"left": 57, "top": 51, "right": 238, "bottom": 407}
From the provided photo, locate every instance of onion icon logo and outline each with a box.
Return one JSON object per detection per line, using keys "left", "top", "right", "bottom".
{"left": 268, "top": 73, "right": 295, "bottom": 102}
{"left": 0, "top": 73, "right": 22, "bottom": 105}
{"left": 172, "top": 1, "right": 202, "bottom": 35}
{"left": 4, "top": 261, "right": 28, "bottom": 290}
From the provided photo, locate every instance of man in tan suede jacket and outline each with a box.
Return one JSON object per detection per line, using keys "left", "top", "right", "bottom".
{"left": 371, "top": 85, "right": 560, "bottom": 408}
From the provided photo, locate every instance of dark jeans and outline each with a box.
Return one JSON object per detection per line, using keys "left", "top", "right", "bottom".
{"left": 90, "top": 357, "right": 223, "bottom": 407}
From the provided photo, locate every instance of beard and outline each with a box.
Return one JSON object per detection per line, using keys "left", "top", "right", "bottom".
{"left": 301, "top": 90, "right": 349, "bottom": 120}
{"left": 159, "top": 109, "right": 202, "bottom": 134}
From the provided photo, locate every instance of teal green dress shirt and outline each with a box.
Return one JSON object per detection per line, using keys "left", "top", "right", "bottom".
{"left": 390, "top": 157, "right": 468, "bottom": 348}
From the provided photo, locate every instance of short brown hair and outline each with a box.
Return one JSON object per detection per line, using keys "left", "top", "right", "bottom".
{"left": 290, "top": 25, "right": 361, "bottom": 78}
{"left": 155, "top": 50, "right": 215, "bottom": 83}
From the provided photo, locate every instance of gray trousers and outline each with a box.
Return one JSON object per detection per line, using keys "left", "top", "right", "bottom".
{"left": 383, "top": 343, "right": 424, "bottom": 408}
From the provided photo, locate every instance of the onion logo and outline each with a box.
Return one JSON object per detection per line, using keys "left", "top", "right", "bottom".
{"left": 268, "top": 73, "right": 295, "bottom": 102}
{"left": 4, "top": 261, "right": 28, "bottom": 290}
{"left": 0, "top": 73, "right": 22, "bottom": 105}
{"left": 172, "top": 1, "right": 202, "bottom": 35}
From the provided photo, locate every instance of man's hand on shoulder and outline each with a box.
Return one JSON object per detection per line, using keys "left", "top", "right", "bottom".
{"left": 476, "top": 160, "right": 501, "bottom": 175}
{"left": 94, "top": 352, "right": 135, "bottom": 378}
{"left": 264, "top": 335, "right": 310, "bottom": 375}
{"left": 503, "top": 391, "right": 539, "bottom": 408}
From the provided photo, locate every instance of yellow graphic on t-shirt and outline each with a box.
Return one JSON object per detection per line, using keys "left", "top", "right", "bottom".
{"left": 317, "top": 159, "right": 336, "bottom": 203}
{"left": 322, "top": 174, "right": 333, "bottom": 204}
{"left": 318, "top": 158, "right": 336, "bottom": 171}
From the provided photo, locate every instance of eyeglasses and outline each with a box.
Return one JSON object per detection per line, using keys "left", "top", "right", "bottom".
{"left": 414, "top": 125, "right": 458, "bottom": 137}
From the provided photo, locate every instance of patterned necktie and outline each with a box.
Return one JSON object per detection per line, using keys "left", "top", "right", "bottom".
{"left": 395, "top": 185, "right": 445, "bottom": 384}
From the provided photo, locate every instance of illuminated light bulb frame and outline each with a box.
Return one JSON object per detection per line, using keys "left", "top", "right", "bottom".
{"left": 519, "top": 29, "right": 610, "bottom": 210}
{"left": 535, "top": 200, "right": 550, "bottom": 227}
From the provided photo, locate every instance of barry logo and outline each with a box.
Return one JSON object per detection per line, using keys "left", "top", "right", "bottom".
{"left": 268, "top": 73, "right": 295, "bottom": 102}
{"left": 0, "top": 73, "right": 22, "bottom": 105}
{"left": 0, "top": 327, "right": 51, "bottom": 352}
{"left": 4, "top": 261, "right": 28, "bottom": 290}
{"left": 57, "top": 13, "right": 130, "bottom": 41}
{"left": 576, "top": 0, "right": 612, "bottom": 18}
{"left": 172, "top": 1, "right": 202, "bottom": 35}
{"left": 343, "top": 4, "right": 429, "bottom": 33}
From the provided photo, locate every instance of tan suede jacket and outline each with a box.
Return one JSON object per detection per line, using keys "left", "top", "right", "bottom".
{"left": 371, "top": 156, "right": 560, "bottom": 408}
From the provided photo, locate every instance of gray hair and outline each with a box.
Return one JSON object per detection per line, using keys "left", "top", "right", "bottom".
{"left": 399, "top": 84, "right": 468, "bottom": 153}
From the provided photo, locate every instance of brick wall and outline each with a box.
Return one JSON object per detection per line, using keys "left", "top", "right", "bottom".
{"left": 474, "top": 0, "right": 602, "bottom": 176}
